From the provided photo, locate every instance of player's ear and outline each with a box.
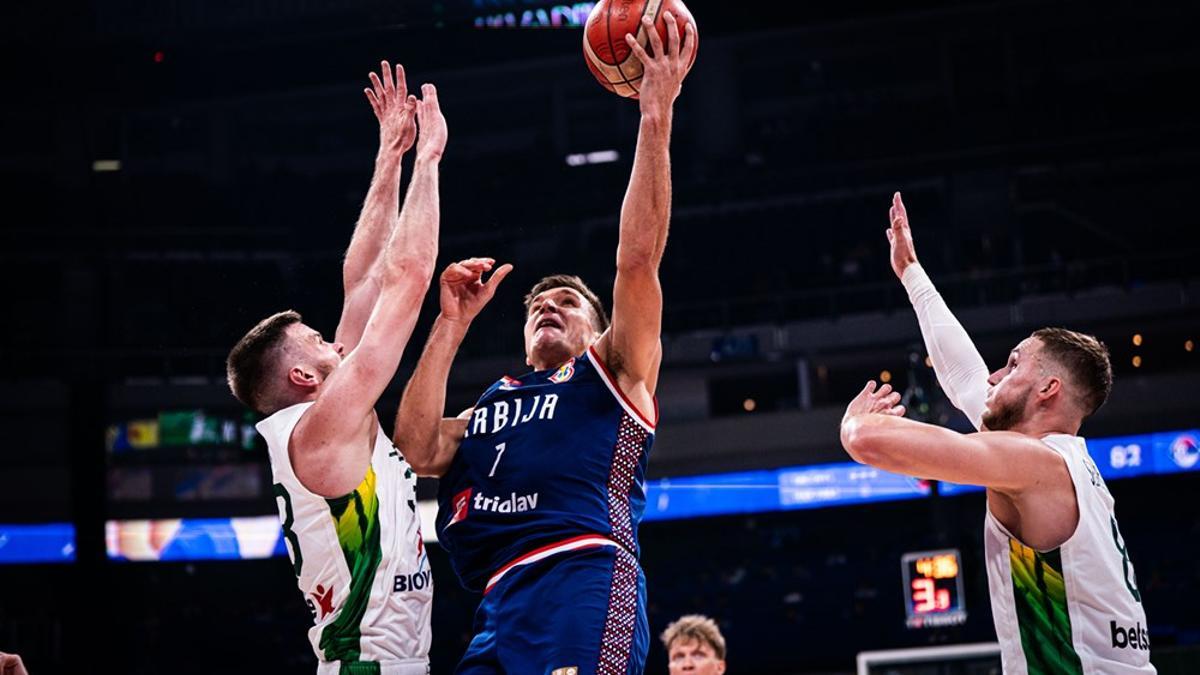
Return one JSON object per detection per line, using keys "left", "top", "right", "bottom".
{"left": 1038, "top": 376, "right": 1062, "bottom": 401}
{"left": 289, "top": 365, "right": 319, "bottom": 389}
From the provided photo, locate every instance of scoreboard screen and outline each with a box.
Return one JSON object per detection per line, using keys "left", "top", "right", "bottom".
{"left": 901, "top": 549, "right": 967, "bottom": 629}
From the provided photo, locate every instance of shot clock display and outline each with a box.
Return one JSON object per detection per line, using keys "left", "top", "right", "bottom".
{"left": 901, "top": 549, "right": 967, "bottom": 629}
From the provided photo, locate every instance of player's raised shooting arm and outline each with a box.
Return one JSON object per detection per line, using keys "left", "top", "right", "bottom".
{"left": 600, "top": 12, "right": 696, "bottom": 395}
{"left": 840, "top": 402, "right": 1066, "bottom": 494}
{"left": 888, "top": 192, "right": 990, "bottom": 430}
{"left": 396, "top": 258, "right": 511, "bottom": 478}
{"left": 291, "top": 86, "right": 445, "bottom": 495}
{"left": 336, "top": 61, "right": 419, "bottom": 352}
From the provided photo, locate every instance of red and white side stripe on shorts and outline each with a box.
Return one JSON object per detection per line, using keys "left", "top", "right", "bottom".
{"left": 483, "top": 534, "right": 619, "bottom": 594}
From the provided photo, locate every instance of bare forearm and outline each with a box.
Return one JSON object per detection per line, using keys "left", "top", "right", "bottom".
{"left": 382, "top": 157, "right": 439, "bottom": 281}
{"left": 842, "top": 414, "right": 954, "bottom": 475}
{"left": 344, "top": 151, "right": 403, "bottom": 291}
{"left": 840, "top": 413, "right": 1027, "bottom": 490}
{"left": 617, "top": 115, "right": 672, "bottom": 270}
{"left": 394, "top": 315, "right": 468, "bottom": 462}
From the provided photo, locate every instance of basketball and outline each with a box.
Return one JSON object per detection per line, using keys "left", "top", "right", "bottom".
{"left": 583, "top": 0, "right": 698, "bottom": 98}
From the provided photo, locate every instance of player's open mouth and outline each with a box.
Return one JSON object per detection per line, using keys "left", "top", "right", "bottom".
{"left": 536, "top": 317, "right": 563, "bottom": 331}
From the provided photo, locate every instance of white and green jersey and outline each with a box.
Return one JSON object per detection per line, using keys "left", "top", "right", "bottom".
{"left": 984, "top": 434, "right": 1155, "bottom": 675}
{"left": 257, "top": 402, "right": 432, "bottom": 675}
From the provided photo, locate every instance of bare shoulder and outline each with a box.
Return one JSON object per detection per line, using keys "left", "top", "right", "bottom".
{"left": 981, "top": 431, "right": 1074, "bottom": 495}
{"left": 289, "top": 408, "right": 377, "bottom": 497}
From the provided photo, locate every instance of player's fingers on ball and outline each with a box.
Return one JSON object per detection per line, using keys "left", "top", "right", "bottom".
{"left": 642, "top": 16, "right": 663, "bottom": 57}
{"left": 662, "top": 11, "right": 678, "bottom": 57}
{"left": 624, "top": 34, "right": 648, "bottom": 63}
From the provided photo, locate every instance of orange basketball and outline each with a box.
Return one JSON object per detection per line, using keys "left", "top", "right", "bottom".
{"left": 582, "top": 0, "right": 698, "bottom": 98}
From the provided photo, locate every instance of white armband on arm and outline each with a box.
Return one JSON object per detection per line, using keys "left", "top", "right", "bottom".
{"left": 901, "top": 263, "right": 990, "bottom": 430}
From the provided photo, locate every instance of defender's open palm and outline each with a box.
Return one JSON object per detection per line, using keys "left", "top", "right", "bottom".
{"left": 364, "top": 60, "right": 418, "bottom": 154}
{"left": 887, "top": 191, "right": 919, "bottom": 280}
{"left": 439, "top": 258, "right": 513, "bottom": 326}
{"left": 415, "top": 83, "right": 448, "bottom": 161}
{"left": 844, "top": 380, "right": 906, "bottom": 423}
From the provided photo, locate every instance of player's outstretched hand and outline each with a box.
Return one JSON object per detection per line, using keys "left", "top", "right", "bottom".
{"left": 364, "top": 60, "right": 418, "bottom": 155}
{"left": 0, "top": 651, "right": 29, "bottom": 675}
{"left": 624, "top": 11, "right": 697, "bottom": 118}
{"left": 887, "top": 191, "right": 919, "bottom": 280}
{"left": 843, "top": 380, "right": 906, "bottom": 426}
{"left": 439, "top": 258, "right": 513, "bottom": 326}
{"left": 415, "top": 83, "right": 448, "bottom": 162}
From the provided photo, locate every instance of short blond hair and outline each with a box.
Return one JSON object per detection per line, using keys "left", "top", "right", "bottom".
{"left": 661, "top": 614, "right": 726, "bottom": 660}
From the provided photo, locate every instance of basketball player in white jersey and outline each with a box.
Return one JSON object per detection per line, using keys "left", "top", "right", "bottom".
{"left": 225, "top": 62, "right": 445, "bottom": 674}
{"left": 839, "top": 192, "right": 1155, "bottom": 674}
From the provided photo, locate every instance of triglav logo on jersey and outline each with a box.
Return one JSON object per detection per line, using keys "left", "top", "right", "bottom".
{"left": 448, "top": 488, "right": 472, "bottom": 526}
{"left": 1170, "top": 433, "right": 1199, "bottom": 469}
{"left": 549, "top": 358, "right": 576, "bottom": 384}
{"left": 472, "top": 490, "right": 539, "bottom": 514}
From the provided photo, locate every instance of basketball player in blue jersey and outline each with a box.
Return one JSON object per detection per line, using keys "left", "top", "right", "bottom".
{"left": 395, "top": 12, "right": 697, "bottom": 675}
{"left": 226, "top": 63, "right": 445, "bottom": 673}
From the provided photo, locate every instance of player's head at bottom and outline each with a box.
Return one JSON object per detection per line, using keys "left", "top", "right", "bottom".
{"left": 662, "top": 614, "right": 727, "bottom": 674}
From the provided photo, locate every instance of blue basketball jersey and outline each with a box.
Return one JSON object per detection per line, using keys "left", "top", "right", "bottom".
{"left": 435, "top": 345, "right": 656, "bottom": 593}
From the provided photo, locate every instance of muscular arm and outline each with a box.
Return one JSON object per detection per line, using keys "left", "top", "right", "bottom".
{"left": 292, "top": 86, "right": 446, "bottom": 496}
{"left": 395, "top": 316, "right": 471, "bottom": 477}
{"left": 888, "top": 192, "right": 989, "bottom": 429}
{"left": 395, "top": 258, "right": 511, "bottom": 478}
{"left": 603, "top": 108, "right": 669, "bottom": 387}
{"left": 840, "top": 412, "right": 1068, "bottom": 494}
{"left": 597, "top": 13, "right": 696, "bottom": 408}
{"left": 336, "top": 61, "right": 418, "bottom": 351}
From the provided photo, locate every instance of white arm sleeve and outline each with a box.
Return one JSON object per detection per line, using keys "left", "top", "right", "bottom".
{"left": 901, "top": 263, "right": 990, "bottom": 431}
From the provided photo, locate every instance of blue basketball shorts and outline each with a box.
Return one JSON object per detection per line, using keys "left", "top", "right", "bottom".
{"left": 455, "top": 543, "right": 649, "bottom": 675}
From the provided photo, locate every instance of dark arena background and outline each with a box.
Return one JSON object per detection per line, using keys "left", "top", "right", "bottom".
{"left": 2, "top": 0, "right": 1199, "bottom": 673}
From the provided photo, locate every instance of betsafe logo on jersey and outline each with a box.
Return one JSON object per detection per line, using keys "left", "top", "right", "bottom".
{"left": 1111, "top": 620, "right": 1150, "bottom": 650}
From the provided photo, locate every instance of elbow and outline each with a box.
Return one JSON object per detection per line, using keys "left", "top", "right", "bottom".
{"left": 381, "top": 256, "right": 436, "bottom": 290}
{"left": 394, "top": 436, "right": 432, "bottom": 474}
{"left": 840, "top": 417, "right": 886, "bottom": 467}
{"left": 615, "top": 250, "right": 659, "bottom": 277}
